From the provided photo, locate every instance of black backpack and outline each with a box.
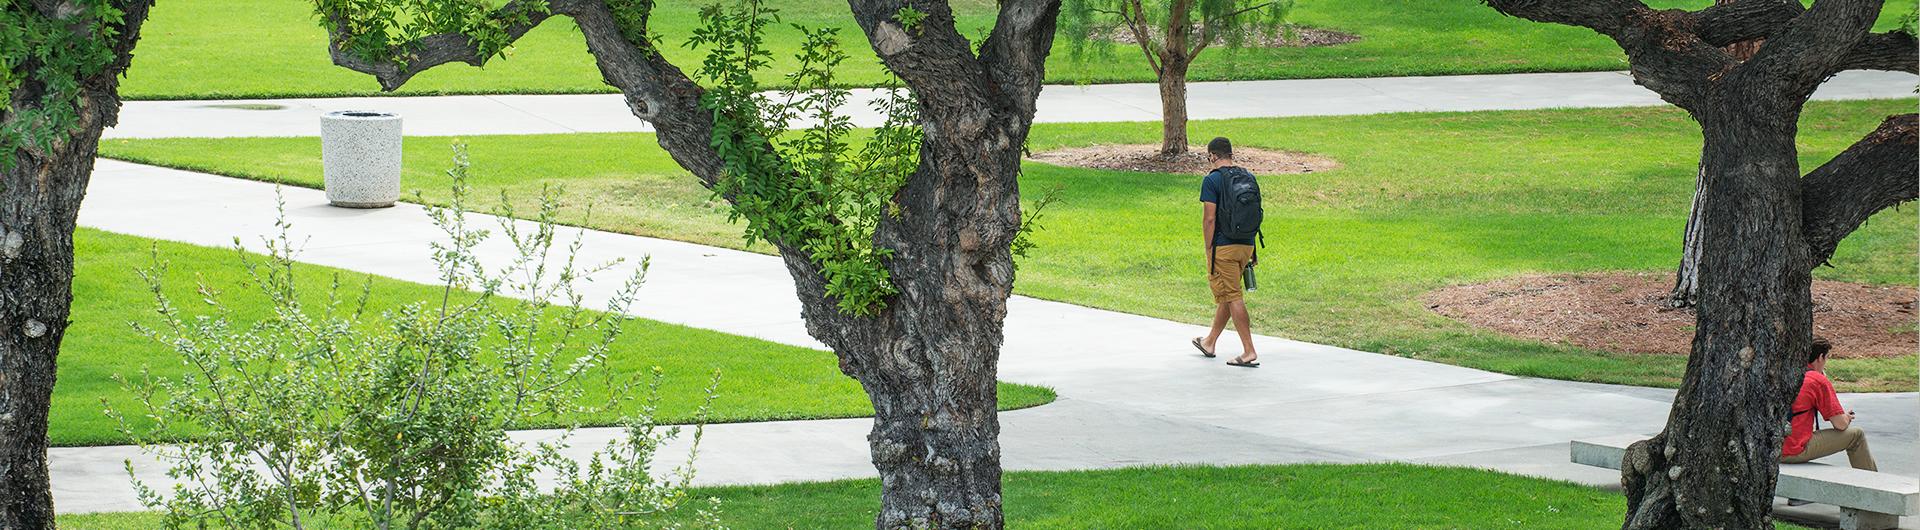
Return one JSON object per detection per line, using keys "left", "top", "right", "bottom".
{"left": 1214, "top": 166, "right": 1263, "bottom": 242}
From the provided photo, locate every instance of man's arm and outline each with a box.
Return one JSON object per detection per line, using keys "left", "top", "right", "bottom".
{"left": 1829, "top": 410, "right": 1854, "bottom": 430}
{"left": 1819, "top": 379, "right": 1852, "bottom": 429}
{"left": 1202, "top": 201, "right": 1218, "bottom": 264}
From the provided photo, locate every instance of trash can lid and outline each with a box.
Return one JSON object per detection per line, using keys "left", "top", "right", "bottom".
{"left": 324, "top": 110, "right": 399, "bottom": 119}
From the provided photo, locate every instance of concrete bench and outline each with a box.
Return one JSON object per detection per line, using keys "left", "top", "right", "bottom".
{"left": 1574, "top": 433, "right": 1920, "bottom": 530}
{"left": 1572, "top": 434, "right": 1918, "bottom": 530}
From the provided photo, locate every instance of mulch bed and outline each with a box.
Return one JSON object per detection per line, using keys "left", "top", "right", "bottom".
{"left": 1422, "top": 272, "right": 1917, "bottom": 358}
{"left": 1105, "top": 24, "right": 1361, "bottom": 48}
{"left": 1026, "top": 144, "right": 1338, "bottom": 175}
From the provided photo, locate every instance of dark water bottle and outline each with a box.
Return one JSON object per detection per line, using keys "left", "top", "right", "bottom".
{"left": 1243, "top": 264, "right": 1257, "bottom": 292}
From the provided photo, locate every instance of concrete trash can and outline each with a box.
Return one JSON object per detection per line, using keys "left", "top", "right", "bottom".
{"left": 321, "top": 110, "right": 402, "bottom": 208}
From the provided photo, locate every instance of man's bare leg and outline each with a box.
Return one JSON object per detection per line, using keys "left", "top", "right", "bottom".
{"left": 1229, "top": 299, "right": 1256, "bottom": 363}
{"left": 1200, "top": 303, "right": 1231, "bottom": 353}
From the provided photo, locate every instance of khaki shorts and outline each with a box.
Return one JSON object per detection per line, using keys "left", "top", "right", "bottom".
{"left": 1209, "top": 245, "right": 1255, "bottom": 304}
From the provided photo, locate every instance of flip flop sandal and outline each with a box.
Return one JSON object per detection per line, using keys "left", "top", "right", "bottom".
{"left": 1226, "top": 358, "right": 1260, "bottom": 368}
{"left": 1191, "top": 338, "right": 1216, "bottom": 358}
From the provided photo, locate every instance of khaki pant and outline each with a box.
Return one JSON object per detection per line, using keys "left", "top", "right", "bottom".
{"left": 1781, "top": 427, "right": 1877, "bottom": 471}
{"left": 1208, "top": 245, "right": 1255, "bottom": 304}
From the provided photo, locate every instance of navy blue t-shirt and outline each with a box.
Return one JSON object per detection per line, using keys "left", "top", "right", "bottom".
{"left": 1200, "top": 167, "right": 1256, "bottom": 246}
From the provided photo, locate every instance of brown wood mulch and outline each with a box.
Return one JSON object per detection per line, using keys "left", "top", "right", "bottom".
{"left": 1026, "top": 144, "right": 1339, "bottom": 175}
{"left": 1423, "top": 272, "right": 1918, "bottom": 358}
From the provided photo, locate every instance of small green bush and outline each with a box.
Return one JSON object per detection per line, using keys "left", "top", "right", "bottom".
{"left": 111, "top": 146, "right": 722, "bottom": 530}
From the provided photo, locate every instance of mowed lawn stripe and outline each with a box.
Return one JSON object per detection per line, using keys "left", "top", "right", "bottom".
{"left": 56, "top": 229, "right": 1055, "bottom": 446}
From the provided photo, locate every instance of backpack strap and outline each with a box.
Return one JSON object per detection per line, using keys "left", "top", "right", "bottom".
{"left": 1789, "top": 407, "right": 1820, "bottom": 431}
{"left": 1206, "top": 170, "right": 1222, "bottom": 276}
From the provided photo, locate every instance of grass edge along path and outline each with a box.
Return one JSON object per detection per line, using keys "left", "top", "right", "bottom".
{"left": 55, "top": 463, "right": 1819, "bottom": 529}
{"left": 96, "top": 100, "right": 1920, "bottom": 392}
{"left": 55, "top": 228, "right": 1054, "bottom": 447}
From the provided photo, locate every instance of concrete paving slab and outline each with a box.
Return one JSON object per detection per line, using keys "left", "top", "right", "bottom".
{"left": 1414, "top": 442, "right": 1628, "bottom": 486}
{"left": 1183, "top": 378, "right": 1675, "bottom": 460}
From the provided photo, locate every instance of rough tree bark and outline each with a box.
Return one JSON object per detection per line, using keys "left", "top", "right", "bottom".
{"left": 0, "top": 2, "right": 154, "bottom": 529}
{"left": 320, "top": 1, "right": 1060, "bottom": 527}
{"left": 1157, "top": 52, "right": 1192, "bottom": 155}
{"left": 1668, "top": 0, "right": 1785, "bottom": 307}
{"left": 1481, "top": 0, "right": 1916, "bottom": 528}
{"left": 1715, "top": 0, "right": 1776, "bottom": 58}
{"left": 1669, "top": 166, "right": 1706, "bottom": 307}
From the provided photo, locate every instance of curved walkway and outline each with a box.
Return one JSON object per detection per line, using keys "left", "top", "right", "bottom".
{"left": 56, "top": 70, "right": 1920, "bottom": 525}
{"left": 58, "top": 161, "right": 1918, "bottom": 522}
{"left": 107, "top": 70, "right": 1918, "bottom": 138}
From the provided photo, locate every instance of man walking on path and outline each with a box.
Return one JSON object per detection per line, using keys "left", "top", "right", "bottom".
{"left": 1190, "top": 137, "right": 1263, "bottom": 368}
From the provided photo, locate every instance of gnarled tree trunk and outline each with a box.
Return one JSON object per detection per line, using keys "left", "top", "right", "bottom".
{"left": 582, "top": 3, "right": 1029, "bottom": 525}
{"left": 859, "top": 138, "right": 1020, "bottom": 523}
{"left": 1623, "top": 109, "right": 1812, "bottom": 529}
{"left": 1669, "top": 0, "right": 1775, "bottom": 308}
{"left": 320, "top": 1, "right": 1061, "bottom": 527}
{"left": 840, "top": 3, "right": 1052, "bottom": 524}
{"left": 0, "top": 3, "right": 152, "bottom": 528}
{"left": 1480, "top": 0, "right": 1916, "bottom": 528}
{"left": 0, "top": 141, "right": 95, "bottom": 530}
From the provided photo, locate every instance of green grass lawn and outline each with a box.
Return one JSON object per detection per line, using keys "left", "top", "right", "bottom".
{"left": 97, "top": 99, "right": 1920, "bottom": 391}
{"left": 120, "top": 0, "right": 1919, "bottom": 99}
{"left": 55, "top": 229, "right": 1053, "bottom": 446}
{"left": 55, "top": 463, "right": 1817, "bottom": 529}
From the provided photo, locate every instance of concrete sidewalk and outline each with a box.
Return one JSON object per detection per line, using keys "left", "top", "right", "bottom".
{"left": 57, "top": 161, "right": 1918, "bottom": 529}
{"left": 107, "top": 70, "right": 1919, "bottom": 139}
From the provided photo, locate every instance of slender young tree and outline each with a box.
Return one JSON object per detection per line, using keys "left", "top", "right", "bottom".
{"left": 311, "top": 0, "right": 1060, "bottom": 527}
{"left": 0, "top": 1, "right": 155, "bottom": 528}
{"left": 1061, "top": 0, "right": 1288, "bottom": 156}
{"left": 1482, "top": 1, "right": 1916, "bottom": 528}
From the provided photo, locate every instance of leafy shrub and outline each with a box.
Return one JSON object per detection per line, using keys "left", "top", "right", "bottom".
{"left": 110, "top": 145, "right": 722, "bottom": 530}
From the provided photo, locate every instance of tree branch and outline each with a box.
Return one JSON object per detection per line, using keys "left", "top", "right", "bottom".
{"left": 1119, "top": 0, "right": 1164, "bottom": 74}
{"left": 564, "top": 1, "right": 869, "bottom": 344}
{"left": 1689, "top": 0, "right": 1803, "bottom": 47}
{"left": 1482, "top": 0, "right": 1649, "bottom": 37}
{"left": 1735, "top": 0, "right": 1882, "bottom": 99}
{"left": 978, "top": 0, "right": 1065, "bottom": 117}
{"left": 1484, "top": 0, "right": 1731, "bottom": 109}
{"left": 1191, "top": 1, "right": 1275, "bottom": 58}
{"left": 1801, "top": 113, "right": 1919, "bottom": 267}
{"left": 1831, "top": 30, "right": 1919, "bottom": 74}
{"left": 563, "top": 0, "right": 724, "bottom": 185}
{"left": 316, "top": 0, "right": 559, "bottom": 91}
{"left": 847, "top": 1, "right": 997, "bottom": 123}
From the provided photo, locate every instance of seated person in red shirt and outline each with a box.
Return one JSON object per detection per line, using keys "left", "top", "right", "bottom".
{"left": 1780, "top": 336, "right": 1876, "bottom": 471}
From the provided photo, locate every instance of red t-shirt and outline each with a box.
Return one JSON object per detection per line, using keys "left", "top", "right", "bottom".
{"left": 1782, "top": 368, "right": 1845, "bottom": 457}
